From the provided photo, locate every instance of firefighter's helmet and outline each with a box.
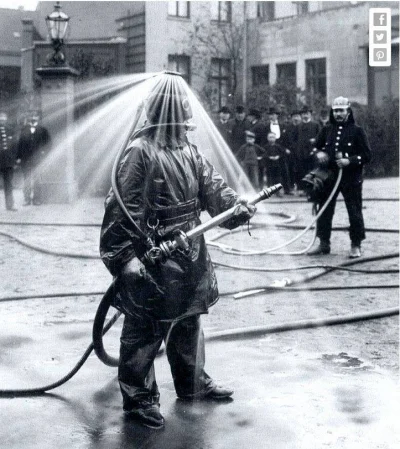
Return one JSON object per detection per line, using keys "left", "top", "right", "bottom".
{"left": 144, "top": 72, "right": 193, "bottom": 125}
{"left": 332, "top": 96, "right": 350, "bottom": 110}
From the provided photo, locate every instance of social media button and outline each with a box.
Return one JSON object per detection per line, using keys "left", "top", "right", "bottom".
{"left": 373, "top": 48, "right": 387, "bottom": 62}
{"left": 373, "top": 12, "right": 387, "bottom": 26}
{"left": 373, "top": 31, "right": 387, "bottom": 44}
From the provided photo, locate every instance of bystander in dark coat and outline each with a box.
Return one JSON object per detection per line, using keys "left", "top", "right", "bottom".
{"left": 295, "top": 106, "right": 321, "bottom": 188}
{"left": 263, "top": 131, "right": 288, "bottom": 192}
{"left": 281, "top": 110, "right": 302, "bottom": 192}
{"left": 229, "top": 105, "right": 251, "bottom": 156}
{"left": 17, "top": 112, "right": 51, "bottom": 205}
{"left": 215, "top": 106, "right": 232, "bottom": 146}
{"left": 247, "top": 108, "right": 269, "bottom": 188}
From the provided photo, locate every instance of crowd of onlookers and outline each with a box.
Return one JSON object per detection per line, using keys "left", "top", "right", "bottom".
{"left": 1, "top": 103, "right": 328, "bottom": 210}
{"left": 0, "top": 110, "right": 51, "bottom": 211}
{"left": 214, "top": 104, "right": 330, "bottom": 195}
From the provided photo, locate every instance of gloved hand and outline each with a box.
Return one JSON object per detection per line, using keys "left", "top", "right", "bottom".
{"left": 315, "top": 151, "right": 329, "bottom": 166}
{"left": 235, "top": 196, "right": 257, "bottom": 219}
{"left": 223, "top": 197, "right": 256, "bottom": 230}
{"left": 336, "top": 158, "right": 350, "bottom": 168}
{"left": 122, "top": 256, "right": 145, "bottom": 277}
{"left": 116, "top": 256, "right": 164, "bottom": 318}
{"left": 123, "top": 256, "right": 161, "bottom": 282}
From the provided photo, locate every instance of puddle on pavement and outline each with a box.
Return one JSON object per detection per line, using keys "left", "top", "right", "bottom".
{"left": 320, "top": 352, "right": 373, "bottom": 371}
{"left": 0, "top": 335, "right": 33, "bottom": 349}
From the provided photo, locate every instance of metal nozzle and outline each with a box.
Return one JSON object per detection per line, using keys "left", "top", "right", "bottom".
{"left": 250, "top": 184, "right": 283, "bottom": 205}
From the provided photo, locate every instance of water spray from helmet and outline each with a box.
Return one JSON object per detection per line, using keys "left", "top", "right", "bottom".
{"left": 143, "top": 71, "right": 197, "bottom": 133}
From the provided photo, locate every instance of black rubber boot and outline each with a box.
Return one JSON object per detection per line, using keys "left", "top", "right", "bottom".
{"left": 178, "top": 384, "right": 234, "bottom": 401}
{"left": 124, "top": 401, "right": 165, "bottom": 429}
{"left": 307, "top": 240, "right": 331, "bottom": 256}
{"left": 349, "top": 244, "right": 361, "bottom": 258}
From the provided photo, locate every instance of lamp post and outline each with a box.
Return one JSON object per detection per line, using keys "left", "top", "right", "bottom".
{"left": 45, "top": 1, "right": 70, "bottom": 66}
{"left": 35, "top": 2, "right": 79, "bottom": 203}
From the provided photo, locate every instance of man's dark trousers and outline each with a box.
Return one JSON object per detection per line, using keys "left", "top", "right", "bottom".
{"left": 316, "top": 179, "right": 365, "bottom": 245}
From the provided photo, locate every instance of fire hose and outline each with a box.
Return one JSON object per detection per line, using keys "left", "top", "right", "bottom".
{"left": 0, "top": 251, "right": 397, "bottom": 396}
{"left": 0, "top": 173, "right": 399, "bottom": 396}
{"left": 0, "top": 160, "right": 398, "bottom": 395}
{"left": 0, "top": 155, "right": 398, "bottom": 396}
{"left": 0, "top": 195, "right": 398, "bottom": 396}
{"left": 207, "top": 169, "right": 343, "bottom": 256}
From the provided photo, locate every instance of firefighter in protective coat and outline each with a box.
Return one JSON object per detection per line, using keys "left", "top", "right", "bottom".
{"left": 307, "top": 96, "right": 371, "bottom": 258}
{"left": 100, "top": 74, "right": 255, "bottom": 429}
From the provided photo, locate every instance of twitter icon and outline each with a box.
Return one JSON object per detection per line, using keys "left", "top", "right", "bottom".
{"left": 373, "top": 31, "right": 387, "bottom": 44}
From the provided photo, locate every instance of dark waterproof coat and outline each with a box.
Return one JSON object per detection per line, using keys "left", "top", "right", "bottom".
{"left": 314, "top": 108, "right": 371, "bottom": 182}
{"left": 100, "top": 134, "right": 241, "bottom": 321}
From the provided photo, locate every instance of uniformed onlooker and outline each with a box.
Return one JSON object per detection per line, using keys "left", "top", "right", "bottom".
{"left": 308, "top": 96, "right": 372, "bottom": 258}
{"left": 17, "top": 111, "right": 51, "bottom": 205}
{"left": 0, "top": 111, "right": 17, "bottom": 211}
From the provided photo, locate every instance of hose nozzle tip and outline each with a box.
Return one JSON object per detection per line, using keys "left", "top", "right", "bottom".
{"left": 271, "top": 183, "right": 283, "bottom": 193}
{"left": 263, "top": 183, "right": 283, "bottom": 199}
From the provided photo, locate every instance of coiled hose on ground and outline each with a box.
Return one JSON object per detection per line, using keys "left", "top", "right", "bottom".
{"left": 0, "top": 250, "right": 397, "bottom": 396}
{"left": 0, "top": 167, "right": 398, "bottom": 395}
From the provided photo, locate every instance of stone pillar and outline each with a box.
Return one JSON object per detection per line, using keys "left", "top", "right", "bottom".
{"left": 21, "top": 19, "right": 34, "bottom": 94}
{"left": 35, "top": 65, "right": 79, "bottom": 203}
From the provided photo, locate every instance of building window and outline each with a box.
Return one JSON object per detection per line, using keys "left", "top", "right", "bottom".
{"left": 251, "top": 65, "right": 269, "bottom": 87}
{"left": 168, "top": 1, "right": 190, "bottom": 18}
{"left": 211, "top": 58, "right": 231, "bottom": 110}
{"left": 257, "top": 2, "right": 275, "bottom": 21}
{"left": 277, "top": 62, "right": 297, "bottom": 87}
{"left": 210, "top": 1, "right": 232, "bottom": 22}
{"left": 305, "top": 58, "right": 327, "bottom": 102}
{"left": 168, "top": 54, "right": 191, "bottom": 84}
{"left": 293, "top": 1, "right": 309, "bottom": 15}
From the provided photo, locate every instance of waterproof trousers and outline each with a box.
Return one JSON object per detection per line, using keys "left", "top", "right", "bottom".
{"left": 316, "top": 179, "right": 365, "bottom": 245}
{"left": 119, "top": 313, "right": 214, "bottom": 410}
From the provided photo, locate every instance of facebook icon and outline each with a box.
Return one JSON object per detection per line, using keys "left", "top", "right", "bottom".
{"left": 373, "top": 12, "right": 387, "bottom": 26}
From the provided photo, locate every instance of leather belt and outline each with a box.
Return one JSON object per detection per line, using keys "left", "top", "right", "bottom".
{"left": 149, "top": 198, "right": 200, "bottom": 227}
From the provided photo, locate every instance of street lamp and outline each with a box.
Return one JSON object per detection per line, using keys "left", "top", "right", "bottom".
{"left": 45, "top": 2, "right": 70, "bottom": 65}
